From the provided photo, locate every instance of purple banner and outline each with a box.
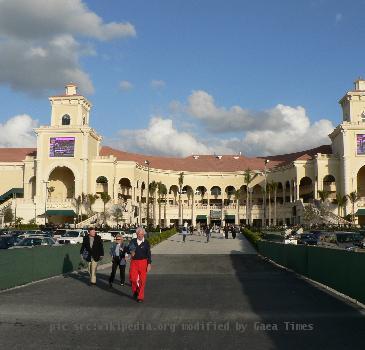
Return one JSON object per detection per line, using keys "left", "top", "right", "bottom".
{"left": 49, "top": 137, "right": 75, "bottom": 157}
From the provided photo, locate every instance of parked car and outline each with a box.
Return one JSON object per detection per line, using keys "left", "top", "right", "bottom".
{"left": 97, "top": 231, "right": 113, "bottom": 241}
{"left": 128, "top": 228, "right": 136, "bottom": 239}
{"left": 57, "top": 229, "right": 87, "bottom": 244}
{"left": 10, "top": 236, "right": 57, "bottom": 248}
{"left": 53, "top": 229, "right": 68, "bottom": 240}
{"left": 0, "top": 235, "right": 20, "bottom": 249}
{"left": 318, "top": 232, "right": 363, "bottom": 250}
{"left": 296, "top": 233, "right": 318, "bottom": 246}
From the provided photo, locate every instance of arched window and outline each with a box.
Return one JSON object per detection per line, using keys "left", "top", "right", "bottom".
{"left": 62, "top": 114, "right": 71, "bottom": 125}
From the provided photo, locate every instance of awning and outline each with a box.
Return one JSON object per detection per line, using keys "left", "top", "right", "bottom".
{"left": 0, "top": 188, "right": 24, "bottom": 201}
{"left": 46, "top": 210, "right": 76, "bottom": 217}
{"left": 355, "top": 209, "right": 365, "bottom": 216}
{"left": 196, "top": 215, "right": 207, "bottom": 220}
{"left": 225, "top": 215, "right": 236, "bottom": 220}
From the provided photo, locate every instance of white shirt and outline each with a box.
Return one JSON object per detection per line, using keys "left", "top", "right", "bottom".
{"left": 137, "top": 238, "right": 144, "bottom": 246}
{"left": 115, "top": 243, "right": 120, "bottom": 257}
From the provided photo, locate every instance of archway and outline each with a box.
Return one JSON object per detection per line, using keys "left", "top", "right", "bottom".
{"left": 323, "top": 175, "right": 336, "bottom": 200}
{"left": 119, "top": 178, "right": 132, "bottom": 200}
{"left": 357, "top": 166, "right": 365, "bottom": 197}
{"left": 299, "top": 177, "right": 314, "bottom": 203}
{"left": 196, "top": 186, "right": 207, "bottom": 204}
{"left": 96, "top": 176, "right": 108, "bottom": 194}
{"left": 48, "top": 167, "right": 75, "bottom": 199}
{"left": 225, "top": 186, "right": 236, "bottom": 205}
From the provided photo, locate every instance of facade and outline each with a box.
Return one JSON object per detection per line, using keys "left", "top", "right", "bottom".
{"left": 1, "top": 81, "right": 365, "bottom": 227}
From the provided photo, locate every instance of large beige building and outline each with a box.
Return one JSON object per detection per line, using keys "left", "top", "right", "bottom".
{"left": 1, "top": 80, "right": 365, "bottom": 227}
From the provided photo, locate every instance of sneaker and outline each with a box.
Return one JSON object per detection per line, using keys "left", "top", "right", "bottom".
{"left": 120, "top": 282, "right": 124, "bottom": 286}
{"left": 137, "top": 299, "right": 143, "bottom": 303}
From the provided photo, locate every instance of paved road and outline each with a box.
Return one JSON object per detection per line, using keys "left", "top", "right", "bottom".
{"left": 0, "top": 234, "right": 364, "bottom": 350}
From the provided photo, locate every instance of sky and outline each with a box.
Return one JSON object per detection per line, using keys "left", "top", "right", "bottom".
{"left": 0, "top": 0, "right": 364, "bottom": 157}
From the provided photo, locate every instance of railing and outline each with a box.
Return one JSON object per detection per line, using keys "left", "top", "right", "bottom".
{"left": 0, "top": 198, "right": 12, "bottom": 211}
{"left": 76, "top": 213, "right": 99, "bottom": 228}
{"left": 47, "top": 198, "right": 75, "bottom": 209}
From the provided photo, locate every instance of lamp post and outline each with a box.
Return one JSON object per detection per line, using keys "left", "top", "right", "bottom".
{"left": 263, "top": 159, "right": 270, "bottom": 228}
{"left": 144, "top": 160, "right": 150, "bottom": 227}
{"left": 34, "top": 202, "right": 37, "bottom": 225}
{"left": 43, "top": 181, "right": 49, "bottom": 226}
{"left": 12, "top": 192, "right": 17, "bottom": 226}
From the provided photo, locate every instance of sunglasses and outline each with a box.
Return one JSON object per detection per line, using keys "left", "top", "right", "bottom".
{"left": 116, "top": 238, "right": 122, "bottom": 241}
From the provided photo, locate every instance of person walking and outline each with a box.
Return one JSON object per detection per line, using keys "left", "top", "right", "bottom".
{"left": 80, "top": 227, "right": 104, "bottom": 286}
{"left": 205, "top": 225, "right": 211, "bottom": 243}
{"left": 224, "top": 225, "right": 229, "bottom": 239}
{"left": 109, "top": 234, "right": 128, "bottom": 287}
{"left": 232, "top": 225, "right": 237, "bottom": 239}
{"left": 182, "top": 226, "right": 188, "bottom": 243}
{"left": 128, "top": 227, "right": 152, "bottom": 303}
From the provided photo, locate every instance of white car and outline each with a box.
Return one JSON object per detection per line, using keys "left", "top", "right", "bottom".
{"left": 57, "top": 229, "right": 87, "bottom": 244}
{"left": 11, "top": 236, "right": 57, "bottom": 248}
{"left": 97, "top": 231, "right": 113, "bottom": 241}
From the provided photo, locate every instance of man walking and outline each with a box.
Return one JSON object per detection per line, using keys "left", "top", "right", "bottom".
{"left": 205, "top": 225, "right": 211, "bottom": 243}
{"left": 80, "top": 227, "right": 104, "bottom": 286}
{"left": 109, "top": 234, "right": 128, "bottom": 287}
{"left": 128, "top": 227, "right": 152, "bottom": 303}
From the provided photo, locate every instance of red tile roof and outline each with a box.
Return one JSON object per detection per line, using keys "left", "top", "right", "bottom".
{"left": 0, "top": 144, "right": 332, "bottom": 171}
{"left": 0, "top": 148, "right": 37, "bottom": 162}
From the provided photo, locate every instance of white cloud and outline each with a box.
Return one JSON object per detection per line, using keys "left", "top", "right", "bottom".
{"left": 109, "top": 116, "right": 233, "bottom": 157}
{"left": 150, "top": 80, "right": 166, "bottom": 89}
{"left": 119, "top": 80, "right": 133, "bottom": 91}
{"left": 0, "top": 114, "right": 38, "bottom": 147}
{"left": 0, "top": 0, "right": 136, "bottom": 95}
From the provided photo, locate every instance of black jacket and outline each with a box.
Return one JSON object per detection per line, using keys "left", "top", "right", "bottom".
{"left": 80, "top": 235, "right": 104, "bottom": 262}
{"left": 128, "top": 238, "right": 152, "bottom": 264}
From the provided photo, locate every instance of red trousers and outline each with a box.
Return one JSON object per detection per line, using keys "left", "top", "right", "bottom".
{"left": 129, "top": 259, "right": 148, "bottom": 300}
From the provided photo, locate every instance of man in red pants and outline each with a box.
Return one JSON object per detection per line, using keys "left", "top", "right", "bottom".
{"left": 128, "top": 227, "right": 152, "bottom": 303}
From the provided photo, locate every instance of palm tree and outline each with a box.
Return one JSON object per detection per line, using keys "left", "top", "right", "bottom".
{"left": 149, "top": 181, "right": 158, "bottom": 226}
{"left": 347, "top": 191, "right": 359, "bottom": 224}
{"left": 234, "top": 188, "right": 243, "bottom": 224}
{"left": 87, "top": 193, "right": 99, "bottom": 216}
{"left": 178, "top": 172, "right": 184, "bottom": 225}
{"left": 99, "top": 192, "right": 111, "bottom": 224}
{"left": 318, "top": 190, "right": 330, "bottom": 203}
{"left": 75, "top": 195, "right": 82, "bottom": 223}
{"left": 244, "top": 169, "right": 258, "bottom": 225}
{"left": 186, "top": 186, "right": 194, "bottom": 223}
{"left": 334, "top": 193, "right": 347, "bottom": 225}
{"left": 157, "top": 182, "right": 167, "bottom": 227}
{"left": 271, "top": 182, "right": 278, "bottom": 226}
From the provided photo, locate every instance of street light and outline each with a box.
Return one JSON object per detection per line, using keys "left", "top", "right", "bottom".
{"left": 144, "top": 160, "right": 150, "bottom": 227}
{"left": 43, "top": 180, "right": 49, "bottom": 226}
{"left": 263, "top": 159, "right": 270, "bottom": 228}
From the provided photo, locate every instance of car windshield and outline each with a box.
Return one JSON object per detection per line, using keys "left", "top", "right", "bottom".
{"left": 56, "top": 230, "right": 66, "bottom": 235}
{"left": 19, "top": 238, "right": 43, "bottom": 246}
{"left": 62, "top": 231, "right": 80, "bottom": 238}
{"left": 336, "top": 234, "right": 356, "bottom": 243}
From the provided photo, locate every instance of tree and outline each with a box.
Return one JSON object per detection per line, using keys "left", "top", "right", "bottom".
{"left": 318, "top": 190, "right": 330, "bottom": 203}
{"left": 86, "top": 194, "right": 99, "bottom": 215}
{"left": 110, "top": 203, "right": 125, "bottom": 227}
{"left": 178, "top": 172, "right": 184, "bottom": 225}
{"left": 149, "top": 181, "right": 158, "bottom": 226}
{"left": 157, "top": 182, "right": 167, "bottom": 227}
{"left": 234, "top": 188, "right": 244, "bottom": 224}
{"left": 28, "top": 218, "right": 36, "bottom": 225}
{"left": 75, "top": 195, "right": 82, "bottom": 223}
{"left": 347, "top": 191, "right": 359, "bottom": 224}
{"left": 15, "top": 217, "right": 23, "bottom": 227}
{"left": 3, "top": 207, "right": 13, "bottom": 223}
{"left": 186, "top": 186, "right": 194, "bottom": 223}
{"left": 334, "top": 193, "right": 347, "bottom": 223}
{"left": 303, "top": 204, "right": 322, "bottom": 228}
{"left": 244, "top": 169, "right": 258, "bottom": 225}
{"left": 99, "top": 192, "right": 111, "bottom": 224}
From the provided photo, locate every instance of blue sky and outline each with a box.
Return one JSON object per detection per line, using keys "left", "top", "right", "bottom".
{"left": 0, "top": 0, "right": 363, "bottom": 156}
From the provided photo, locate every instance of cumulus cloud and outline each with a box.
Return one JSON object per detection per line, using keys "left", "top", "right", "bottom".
{"left": 150, "top": 80, "right": 166, "bottom": 89}
{"left": 0, "top": 114, "right": 38, "bottom": 147}
{"left": 109, "top": 116, "right": 234, "bottom": 157}
{"left": 0, "top": 0, "right": 136, "bottom": 95}
{"left": 119, "top": 80, "right": 133, "bottom": 91}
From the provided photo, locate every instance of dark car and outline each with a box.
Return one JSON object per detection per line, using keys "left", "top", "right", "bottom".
{"left": 297, "top": 233, "right": 318, "bottom": 245}
{"left": 0, "top": 235, "right": 20, "bottom": 249}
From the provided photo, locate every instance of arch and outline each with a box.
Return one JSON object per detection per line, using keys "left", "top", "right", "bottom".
{"left": 118, "top": 177, "right": 132, "bottom": 199}
{"left": 48, "top": 166, "right": 75, "bottom": 199}
{"left": 61, "top": 114, "right": 71, "bottom": 125}
{"left": 210, "top": 186, "right": 221, "bottom": 197}
{"left": 299, "top": 176, "right": 314, "bottom": 203}
{"left": 276, "top": 182, "right": 284, "bottom": 204}
{"left": 96, "top": 176, "right": 108, "bottom": 194}
{"left": 357, "top": 166, "right": 365, "bottom": 197}
{"left": 225, "top": 185, "right": 236, "bottom": 197}
{"left": 323, "top": 175, "right": 336, "bottom": 199}
{"left": 29, "top": 176, "right": 36, "bottom": 199}
{"left": 169, "top": 185, "right": 179, "bottom": 196}
{"left": 252, "top": 184, "right": 263, "bottom": 204}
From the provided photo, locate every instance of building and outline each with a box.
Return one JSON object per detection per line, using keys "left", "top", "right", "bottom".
{"left": 1, "top": 80, "right": 365, "bottom": 227}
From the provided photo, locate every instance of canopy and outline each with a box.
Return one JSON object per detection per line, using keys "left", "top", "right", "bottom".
{"left": 196, "top": 215, "right": 207, "bottom": 220}
{"left": 0, "top": 188, "right": 24, "bottom": 201}
{"left": 225, "top": 215, "right": 236, "bottom": 220}
{"left": 355, "top": 209, "right": 365, "bottom": 216}
{"left": 46, "top": 210, "right": 76, "bottom": 217}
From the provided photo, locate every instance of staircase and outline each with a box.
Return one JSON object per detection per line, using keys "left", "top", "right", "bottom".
{"left": 305, "top": 201, "right": 353, "bottom": 226}
{"left": 76, "top": 213, "right": 99, "bottom": 228}
{"left": 0, "top": 198, "right": 12, "bottom": 212}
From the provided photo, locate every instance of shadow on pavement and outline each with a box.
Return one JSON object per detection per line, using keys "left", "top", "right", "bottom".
{"left": 229, "top": 236, "right": 365, "bottom": 350}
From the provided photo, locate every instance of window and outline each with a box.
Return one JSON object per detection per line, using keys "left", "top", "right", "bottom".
{"left": 62, "top": 114, "right": 71, "bottom": 125}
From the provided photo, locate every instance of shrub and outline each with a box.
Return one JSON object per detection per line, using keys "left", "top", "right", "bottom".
{"left": 148, "top": 228, "right": 177, "bottom": 246}
{"left": 242, "top": 228, "right": 262, "bottom": 250}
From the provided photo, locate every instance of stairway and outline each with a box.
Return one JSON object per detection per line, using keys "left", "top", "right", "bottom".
{"left": 76, "top": 213, "right": 99, "bottom": 228}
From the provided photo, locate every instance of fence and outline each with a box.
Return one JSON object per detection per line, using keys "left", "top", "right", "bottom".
{"left": 258, "top": 240, "right": 365, "bottom": 305}
{"left": 0, "top": 242, "right": 112, "bottom": 291}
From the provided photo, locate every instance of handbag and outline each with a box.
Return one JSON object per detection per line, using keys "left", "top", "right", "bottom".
{"left": 82, "top": 247, "right": 91, "bottom": 262}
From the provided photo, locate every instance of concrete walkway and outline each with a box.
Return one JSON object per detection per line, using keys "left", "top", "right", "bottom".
{"left": 152, "top": 231, "right": 256, "bottom": 255}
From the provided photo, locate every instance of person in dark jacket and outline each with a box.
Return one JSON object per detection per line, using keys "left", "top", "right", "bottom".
{"left": 80, "top": 227, "right": 104, "bottom": 285}
{"left": 128, "top": 227, "right": 152, "bottom": 303}
{"left": 109, "top": 234, "right": 128, "bottom": 287}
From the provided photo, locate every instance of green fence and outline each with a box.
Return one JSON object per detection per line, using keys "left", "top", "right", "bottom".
{"left": 258, "top": 240, "right": 365, "bottom": 305}
{"left": 0, "top": 242, "right": 112, "bottom": 291}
